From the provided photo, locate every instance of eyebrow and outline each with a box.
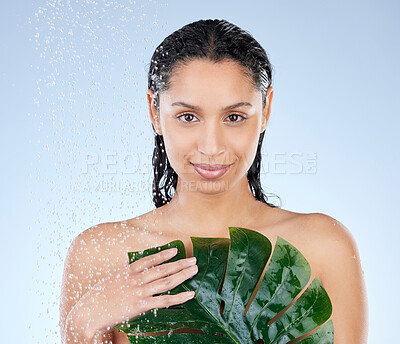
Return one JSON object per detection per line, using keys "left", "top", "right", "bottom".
{"left": 171, "top": 101, "right": 253, "bottom": 111}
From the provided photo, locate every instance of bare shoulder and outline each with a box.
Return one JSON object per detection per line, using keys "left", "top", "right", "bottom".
{"left": 258, "top": 208, "right": 361, "bottom": 279}
{"left": 299, "top": 212, "right": 359, "bottom": 253}
{"left": 73, "top": 210, "right": 169, "bottom": 263}
{"left": 61, "top": 217, "right": 149, "bottom": 301}
{"left": 68, "top": 221, "right": 132, "bottom": 265}
{"left": 61, "top": 219, "right": 141, "bottom": 300}
{"left": 74, "top": 213, "right": 154, "bottom": 251}
{"left": 293, "top": 211, "right": 359, "bottom": 259}
{"left": 287, "top": 212, "right": 363, "bottom": 283}
{"left": 60, "top": 218, "right": 150, "bottom": 329}
{"left": 264, "top": 207, "right": 356, "bottom": 247}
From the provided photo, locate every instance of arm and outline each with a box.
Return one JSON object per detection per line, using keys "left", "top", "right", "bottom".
{"left": 59, "top": 222, "right": 200, "bottom": 343}
{"left": 312, "top": 214, "right": 369, "bottom": 344}
{"left": 59, "top": 224, "right": 115, "bottom": 343}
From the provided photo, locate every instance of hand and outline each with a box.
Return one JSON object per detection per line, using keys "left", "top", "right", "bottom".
{"left": 70, "top": 247, "right": 198, "bottom": 341}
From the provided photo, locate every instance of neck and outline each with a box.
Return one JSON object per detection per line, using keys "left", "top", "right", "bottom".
{"left": 158, "top": 175, "right": 267, "bottom": 237}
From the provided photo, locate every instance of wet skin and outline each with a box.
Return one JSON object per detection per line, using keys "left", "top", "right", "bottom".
{"left": 60, "top": 59, "right": 368, "bottom": 343}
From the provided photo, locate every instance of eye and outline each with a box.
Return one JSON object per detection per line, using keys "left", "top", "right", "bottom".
{"left": 225, "top": 113, "right": 247, "bottom": 123}
{"left": 177, "top": 113, "right": 199, "bottom": 123}
{"left": 176, "top": 113, "right": 247, "bottom": 124}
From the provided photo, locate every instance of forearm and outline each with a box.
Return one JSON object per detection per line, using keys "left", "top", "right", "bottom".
{"left": 62, "top": 316, "right": 111, "bottom": 344}
{"left": 61, "top": 290, "right": 107, "bottom": 344}
{"left": 62, "top": 306, "right": 94, "bottom": 343}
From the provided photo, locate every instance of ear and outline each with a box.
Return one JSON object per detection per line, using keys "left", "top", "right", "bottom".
{"left": 261, "top": 86, "right": 274, "bottom": 134}
{"left": 146, "top": 89, "right": 162, "bottom": 136}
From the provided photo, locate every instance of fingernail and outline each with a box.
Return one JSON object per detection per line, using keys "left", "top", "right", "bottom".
{"left": 188, "top": 265, "right": 198, "bottom": 272}
{"left": 187, "top": 257, "right": 196, "bottom": 264}
{"left": 168, "top": 248, "right": 178, "bottom": 254}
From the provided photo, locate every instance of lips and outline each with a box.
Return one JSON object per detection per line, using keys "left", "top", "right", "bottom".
{"left": 191, "top": 163, "right": 232, "bottom": 179}
{"left": 192, "top": 163, "right": 230, "bottom": 171}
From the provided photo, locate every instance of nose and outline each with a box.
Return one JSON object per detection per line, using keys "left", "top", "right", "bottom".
{"left": 198, "top": 121, "right": 225, "bottom": 159}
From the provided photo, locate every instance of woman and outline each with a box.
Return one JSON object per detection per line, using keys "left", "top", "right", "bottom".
{"left": 60, "top": 19, "right": 368, "bottom": 343}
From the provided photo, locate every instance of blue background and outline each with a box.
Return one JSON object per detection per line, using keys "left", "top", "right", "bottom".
{"left": 1, "top": 0, "right": 398, "bottom": 342}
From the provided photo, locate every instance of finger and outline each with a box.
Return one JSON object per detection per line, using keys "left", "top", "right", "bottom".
{"left": 144, "top": 265, "right": 198, "bottom": 296}
{"left": 137, "top": 256, "right": 197, "bottom": 285}
{"left": 145, "top": 291, "right": 196, "bottom": 311}
{"left": 129, "top": 248, "right": 178, "bottom": 273}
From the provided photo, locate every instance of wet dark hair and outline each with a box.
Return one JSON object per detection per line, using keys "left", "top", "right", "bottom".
{"left": 148, "top": 19, "right": 281, "bottom": 208}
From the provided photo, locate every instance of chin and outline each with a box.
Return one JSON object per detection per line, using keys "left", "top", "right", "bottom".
{"left": 175, "top": 177, "right": 231, "bottom": 194}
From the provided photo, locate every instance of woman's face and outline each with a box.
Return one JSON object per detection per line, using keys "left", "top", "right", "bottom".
{"left": 147, "top": 58, "right": 273, "bottom": 195}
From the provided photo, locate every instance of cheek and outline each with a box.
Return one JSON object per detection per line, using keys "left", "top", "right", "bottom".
{"left": 230, "top": 130, "right": 259, "bottom": 157}
{"left": 229, "top": 129, "right": 260, "bottom": 167}
{"left": 162, "top": 128, "right": 194, "bottom": 172}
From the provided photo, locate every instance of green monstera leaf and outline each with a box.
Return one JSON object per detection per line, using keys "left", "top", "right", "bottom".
{"left": 115, "top": 227, "right": 334, "bottom": 343}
